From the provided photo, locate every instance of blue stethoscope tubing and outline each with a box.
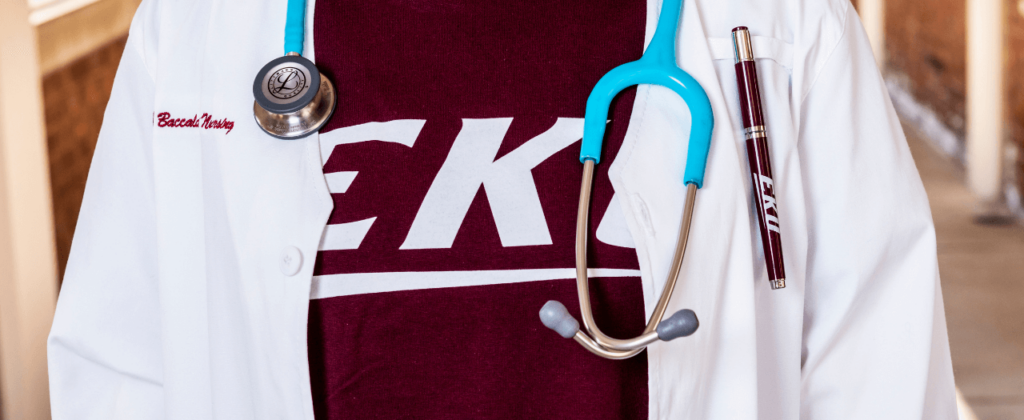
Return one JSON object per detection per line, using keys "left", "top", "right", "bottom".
{"left": 283, "top": 0, "right": 306, "bottom": 55}
{"left": 539, "top": 0, "right": 713, "bottom": 359}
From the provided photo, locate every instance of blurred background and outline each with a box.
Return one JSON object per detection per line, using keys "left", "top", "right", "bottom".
{"left": 0, "top": 0, "right": 1021, "bottom": 418}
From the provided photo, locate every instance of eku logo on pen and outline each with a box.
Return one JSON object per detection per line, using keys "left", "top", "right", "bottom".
{"left": 757, "top": 174, "right": 781, "bottom": 233}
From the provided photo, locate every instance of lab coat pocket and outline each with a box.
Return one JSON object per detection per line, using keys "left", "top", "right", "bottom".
{"left": 707, "top": 34, "right": 797, "bottom": 202}
{"left": 707, "top": 35, "right": 795, "bottom": 148}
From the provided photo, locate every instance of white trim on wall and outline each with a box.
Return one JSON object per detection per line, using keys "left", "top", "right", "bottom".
{"left": 858, "top": 0, "right": 887, "bottom": 67}
{"left": 34, "top": 0, "right": 141, "bottom": 74}
{"left": 966, "top": 0, "right": 1006, "bottom": 204}
{"left": 29, "top": 0, "right": 101, "bottom": 25}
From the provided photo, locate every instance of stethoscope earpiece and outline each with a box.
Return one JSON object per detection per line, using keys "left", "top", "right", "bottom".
{"left": 253, "top": 53, "right": 337, "bottom": 139}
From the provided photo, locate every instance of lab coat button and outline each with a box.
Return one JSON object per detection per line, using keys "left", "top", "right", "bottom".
{"left": 280, "top": 246, "right": 303, "bottom": 276}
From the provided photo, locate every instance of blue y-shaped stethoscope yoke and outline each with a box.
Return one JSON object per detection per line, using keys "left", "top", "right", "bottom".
{"left": 539, "top": 0, "right": 713, "bottom": 359}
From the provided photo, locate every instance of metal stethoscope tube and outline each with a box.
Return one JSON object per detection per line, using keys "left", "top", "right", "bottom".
{"left": 539, "top": 160, "right": 700, "bottom": 359}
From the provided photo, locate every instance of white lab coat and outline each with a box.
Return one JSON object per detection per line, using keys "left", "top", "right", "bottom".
{"left": 47, "top": 0, "right": 958, "bottom": 418}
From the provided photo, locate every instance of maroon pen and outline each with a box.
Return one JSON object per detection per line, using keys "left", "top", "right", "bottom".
{"left": 732, "top": 27, "right": 786, "bottom": 290}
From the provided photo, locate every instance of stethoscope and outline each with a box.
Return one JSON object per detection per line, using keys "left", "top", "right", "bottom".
{"left": 253, "top": 0, "right": 713, "bottom": 360}
{"left": 537, "top": 0, "right": 713, "bottom": 359}
{"left": 252, "top": 0, "right": 336, "bottom": 139}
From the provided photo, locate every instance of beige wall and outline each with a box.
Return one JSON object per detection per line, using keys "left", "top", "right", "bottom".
{"left": 0, "top": 0, "right": 59, "bottom": 418}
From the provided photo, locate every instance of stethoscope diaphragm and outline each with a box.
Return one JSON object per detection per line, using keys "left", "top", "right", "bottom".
{"left": 253, "top": 53, "right": 337, "bottom": 139}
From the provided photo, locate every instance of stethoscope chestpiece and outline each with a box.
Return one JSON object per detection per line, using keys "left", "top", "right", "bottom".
{"left": 252, "top": 53, "right": 336, "bottom": 140}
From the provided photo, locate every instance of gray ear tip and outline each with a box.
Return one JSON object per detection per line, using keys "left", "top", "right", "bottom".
{"left": 656, "top": 309, "right": 699, "bottom": 341}
{"left": 539, "top": 300, "right": 580, "bottom": 339}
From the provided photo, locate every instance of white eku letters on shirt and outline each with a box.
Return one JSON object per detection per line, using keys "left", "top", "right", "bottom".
{"left": 318, "top": 118, "right": 633, "bottom": 251}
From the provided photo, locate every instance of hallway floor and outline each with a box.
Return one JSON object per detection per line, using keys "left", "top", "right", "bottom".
{"left": 904, "top": 122, "right": 1024, "bottom": 419}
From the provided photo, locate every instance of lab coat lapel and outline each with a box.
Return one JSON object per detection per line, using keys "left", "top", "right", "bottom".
{"left": 200, "top": 2, "right": 332, "bottom": 419}
{"left": 150, "top": 1, "right": 331, "bottom": 418}
{"left": 609, "top": 0, "right": 759, "bottom": 418}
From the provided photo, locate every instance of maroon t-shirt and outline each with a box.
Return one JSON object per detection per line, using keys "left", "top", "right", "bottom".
{"left": 309, "top": 1, "right": 648, "bottom": 418}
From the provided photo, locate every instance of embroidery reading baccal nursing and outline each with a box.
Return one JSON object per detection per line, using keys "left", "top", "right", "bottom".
{"left": 156, "top": 112, "right": 235, "bottom": 134}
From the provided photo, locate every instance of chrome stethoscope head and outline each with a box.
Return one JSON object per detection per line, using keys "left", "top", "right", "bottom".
{"left": 253, "top": 52, "right": 337, "bottom": 139}
{"left": 537, "top": 0, "right": 713, "bottom": 359}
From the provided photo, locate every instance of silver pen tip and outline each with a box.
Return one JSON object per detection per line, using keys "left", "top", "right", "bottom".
{"left": 731, "top": 27, "right": 754, "bottom": 63}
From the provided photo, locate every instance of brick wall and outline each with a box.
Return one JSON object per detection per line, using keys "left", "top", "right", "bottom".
{"left": 884, "top": 0, "right": 967, "bottom": 138}
{"left": 42, "top": 36, "right": 127, "bottom": 281}
{"left": 881, "top": 0, "right": 1024, "bottom": 202}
